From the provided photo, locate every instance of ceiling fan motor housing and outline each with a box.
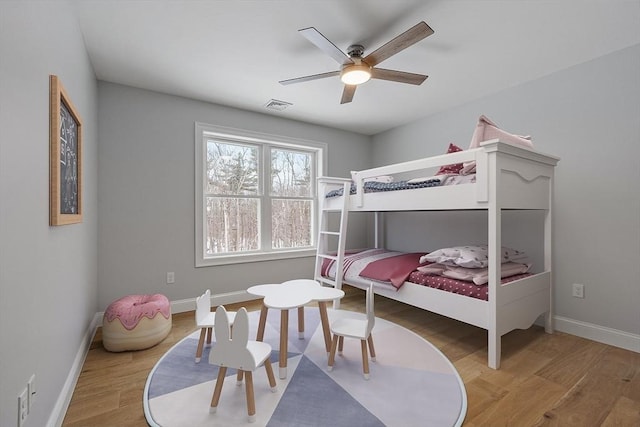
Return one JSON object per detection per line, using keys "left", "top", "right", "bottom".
{"left": 347, "top": 44, "right": 365, "bottom": 59}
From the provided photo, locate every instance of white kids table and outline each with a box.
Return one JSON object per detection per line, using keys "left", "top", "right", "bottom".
{"left": 247, "top": 279, "right": 344, "bottom": 379}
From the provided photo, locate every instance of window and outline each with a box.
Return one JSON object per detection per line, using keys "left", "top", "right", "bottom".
{"left": 195, "top": 123, "right": 325, "bottom": 266}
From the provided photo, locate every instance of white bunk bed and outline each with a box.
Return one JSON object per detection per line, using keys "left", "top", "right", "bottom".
{"left": 315, "top": 139, "right": 560, "bottom": 369}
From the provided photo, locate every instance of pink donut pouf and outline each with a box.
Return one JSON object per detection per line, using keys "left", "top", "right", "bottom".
{"left": 102, "top": 294, "right": 172, "bottom": 352}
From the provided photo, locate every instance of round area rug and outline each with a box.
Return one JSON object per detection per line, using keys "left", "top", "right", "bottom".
{"left": 144, "top": 307, "right": 467, "bottom": 427}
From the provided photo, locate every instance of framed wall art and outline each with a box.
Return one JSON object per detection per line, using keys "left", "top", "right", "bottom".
{"left": 49, "top": 75, "right": 83, "bottom": 225}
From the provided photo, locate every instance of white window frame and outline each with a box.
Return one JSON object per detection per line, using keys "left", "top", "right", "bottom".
{"left": 195, "top": 122, "right": 327, "bottom": 267}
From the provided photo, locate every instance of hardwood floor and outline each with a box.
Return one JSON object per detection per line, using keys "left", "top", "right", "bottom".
{"left": 63, "top": 286, "right": 640, "bottom": 426}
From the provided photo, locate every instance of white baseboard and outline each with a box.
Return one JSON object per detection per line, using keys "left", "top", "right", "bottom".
{"left": 49, "top": 291, "right": 256, "bottom": 425}
{"left": 50, "top": 301, "right": 639, "bottom": 427}
{"left": 47, "top": 312, "right": 102, "bottom": 427}
{"left": 170, "top": 290, "right": 259, "bottom": 314}
{"left": 47, "top": 291, "right": 256, "bottom": 427}
{"left": 554, "top": 315, "right": 640, "bottom": 353}
{"left": 92, "top": 291, "right": 259, "bottom": 320}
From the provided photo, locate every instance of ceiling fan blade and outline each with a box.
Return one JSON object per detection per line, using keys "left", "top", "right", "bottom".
{"left": 340, "top": 85, "right": 356, "bottom": 104}
{"left": 371, "top": 68, "right": 428, "bottom": 85}
{"left": 364, "top": 21, "right": 434, "bottom": 67}
{"left": 299, "top": 27, "right": 354, "bottom": 66}
{"left": 279, "top": 70, "right": 340, "bottom": 85}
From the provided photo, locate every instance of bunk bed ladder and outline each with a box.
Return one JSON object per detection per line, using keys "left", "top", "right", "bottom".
{"left": 314, "top": 178, "right": 351, "bottom": 308}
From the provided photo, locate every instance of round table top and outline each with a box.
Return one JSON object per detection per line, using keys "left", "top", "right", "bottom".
{"left": 247, "top": 280, "right": 345, "bottom": 310}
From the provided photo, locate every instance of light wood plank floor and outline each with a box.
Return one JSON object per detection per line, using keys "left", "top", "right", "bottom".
{"left": 63, "top": 286, "right": 640, "bottom": 426}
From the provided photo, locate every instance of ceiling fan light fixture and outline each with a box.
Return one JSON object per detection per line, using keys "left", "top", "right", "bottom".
{"left": 340, "top": 64, "right": 371, "bottom": 85}
{"left": 283, "top": 23, "right": 433, "bottom": 102}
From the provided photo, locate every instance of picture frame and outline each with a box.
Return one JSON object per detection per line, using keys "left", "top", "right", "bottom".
{"left": 49, "top": 75, "right": 83, "bottom": 225}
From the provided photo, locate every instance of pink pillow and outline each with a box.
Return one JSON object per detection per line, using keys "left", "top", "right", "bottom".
{"left": 468, "top": 115, "right": 533, "bottom": 149}
{"left": 436, "top": 143, "right": 464, "bottom": 175}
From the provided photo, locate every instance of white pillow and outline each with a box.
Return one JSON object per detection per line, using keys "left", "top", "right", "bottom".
{"left": 416, "top": 264, "right": 447, "bottom": 275}
{"left": 420, "top": 245, "right": 527, "bottom": 269}
{"left": 441, "top": 262, "right": 531, "bottom": 285}
{"left": 406, "top": 175, "right": 450, "bottom": 184}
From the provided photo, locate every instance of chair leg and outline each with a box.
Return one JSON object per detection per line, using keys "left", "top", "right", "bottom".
{"left": 206, "top": 326, "right": 213, "bottom": 346}
{"left": 338, "top": 335, "right": 344, "bottom": 355}
{"left": 237, "top": 369, "right": 244, "bottom": 385}
{"left": 361, "top": 339, "right": 370, "bottom": 380}
{"left": 264, "top": 359, "right": 277, "bottom": 391}
{"left": 367, "top": 335, "right": 376, "bottom": 361}
{"left": 195, "top": 328, "right": 206, "bottom": 363}
{"left": 256, "top": 305, "right": 268, "bottom": 341}
{"left": 327, "top": 334, "right": 339, "bottom": 371}
{"left": 210, "top": 366, "right": 227, "bottom": 413}
{"left": 244, "top": 371, "right": 256, "bottom": 423}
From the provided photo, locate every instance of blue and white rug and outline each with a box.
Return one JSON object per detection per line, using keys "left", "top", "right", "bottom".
{"left": 144, "top": 307, "right": 467, "bottom": 426}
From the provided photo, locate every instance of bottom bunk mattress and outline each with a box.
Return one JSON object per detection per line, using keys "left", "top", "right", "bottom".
{"left": 321, "top": 248, "right": 532, "bottom": 301}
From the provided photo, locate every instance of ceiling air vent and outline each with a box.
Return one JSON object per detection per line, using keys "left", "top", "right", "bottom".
{"left": 264, "top": 99, "right": 292, "bottom": 111}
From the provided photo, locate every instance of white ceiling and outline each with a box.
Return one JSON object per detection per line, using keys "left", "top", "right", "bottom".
{"left": 71, "top": 0, "right": 640, "bottom": 135}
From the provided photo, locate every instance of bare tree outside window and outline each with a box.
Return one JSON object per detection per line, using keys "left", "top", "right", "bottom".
{"left": 271, "top": 148, "right": 312, "bottom": 248}
{"left": 203, "top": 138, "right": 316, "bottom": 258}
{"left": 205, "top": 140, "right": 259, "bottom": 254}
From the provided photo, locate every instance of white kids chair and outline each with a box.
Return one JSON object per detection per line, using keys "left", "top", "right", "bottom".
{"left": 209, "top": 306, "right": 277, "bottom": 423}
{"left": 327, "top": 283, "right": 376, "bottom": 379}
{"left": 194, "top": 289, "right": 236, "bottom": 363}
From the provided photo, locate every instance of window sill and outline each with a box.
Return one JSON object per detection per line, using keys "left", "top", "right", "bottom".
{"left": 196, "top": 248, "right": 317, "bottom": 267}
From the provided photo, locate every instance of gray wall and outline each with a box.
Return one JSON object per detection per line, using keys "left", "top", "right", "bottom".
{"left": 97, "top": 82, "right": 371, "bottom": 309}
{"left": 0, "top": 2, "right": 637, "bottom": 425}
{"left": 372, "top": 44, "right": 640, "bottom": 337}
{"left": 0, "top": 2, "right": 99, "bottom": 427}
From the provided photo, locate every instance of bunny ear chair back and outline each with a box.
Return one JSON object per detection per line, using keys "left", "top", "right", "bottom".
{"left": 208, "top": 306, "right": 277, "bottom": 423}
{"left": 194, "top": 289, "right": 236, "bottom": 363}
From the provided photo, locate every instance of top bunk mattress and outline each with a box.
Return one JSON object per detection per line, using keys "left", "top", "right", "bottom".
{"left": 319, "top": 139, "right": 559, "bottom": 212}
{"left": 324, "top": 174, "right": 475, "bottom": 198}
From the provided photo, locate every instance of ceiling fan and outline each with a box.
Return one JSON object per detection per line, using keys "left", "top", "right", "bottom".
{"left": 279, "top": 21, "right": 434, "bottom": 104}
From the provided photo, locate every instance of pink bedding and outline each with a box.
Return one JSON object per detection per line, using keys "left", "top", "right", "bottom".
{"left": 359, "top": 252, "right": 426, "bottom": 288}
{"left": 322, "top": 248, "right": 426, "bottom": 289}
{"left": 322, "top": 248, "right": 532, "bottom": 301}
{"left": 408, "top": 271, "right": 531, "bottom": 301}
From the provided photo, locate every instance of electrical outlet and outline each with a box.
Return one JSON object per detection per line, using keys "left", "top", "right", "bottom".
{"left": 166, "top": 272, "right": 175, "bottom": 284}
{"left": 28, "top": 374, "right": 36, "bottom": 411}
{"left": 572, "top": 283, "right": 585, "bottom": 298}
{"left": 18, "top": 387, "right": 28, "bottom": 427}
